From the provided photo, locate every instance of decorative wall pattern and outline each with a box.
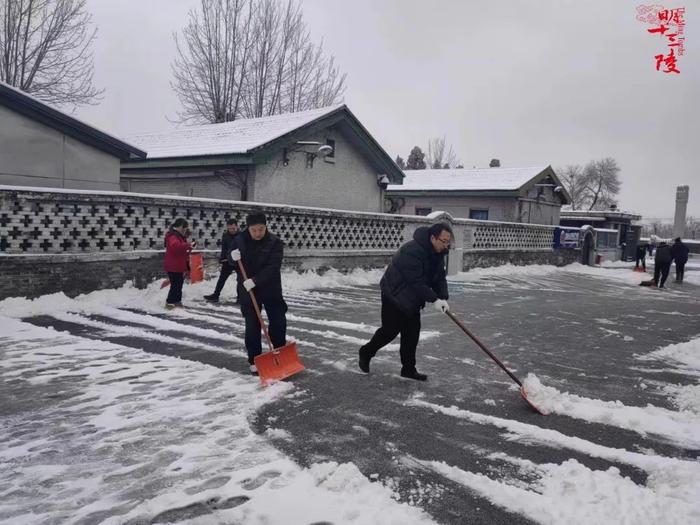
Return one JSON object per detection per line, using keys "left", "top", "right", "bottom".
{"left": 0, "top": 189, "right": 408, "bottom": 254}
{"left": 470, "top": 222, "right": 556, "bottom": 250}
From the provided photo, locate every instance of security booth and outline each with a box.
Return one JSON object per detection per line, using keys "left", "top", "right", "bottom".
{"left": 559, "top": 208, "right": 642, "bottom": 261}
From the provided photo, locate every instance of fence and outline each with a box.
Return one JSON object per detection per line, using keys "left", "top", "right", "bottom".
{"left": 0, "top": 186, "right": 581, "bottom": 298}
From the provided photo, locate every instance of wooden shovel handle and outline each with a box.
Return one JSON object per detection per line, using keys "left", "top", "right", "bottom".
{"left": 445, "top": 310, "right": 523, "bottom": 387}
{"left": 236, "top": 259, "right": 275, "bottom": 353}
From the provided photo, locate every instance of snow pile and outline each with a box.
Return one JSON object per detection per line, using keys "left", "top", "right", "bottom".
{"left": 520, "top": 373, "right": 700, "bottom": 448}
{"left": 0, "top": 267, "right": 385, "bottom": 319}
{"left": 641, "top": 337, "right": 700, "bottom": 371}
{"left": 425, "top": 457, "right": 698, "bottom": 525}
{"left": 639, "top": 337, "right": 700, "bottom": 413}
{"left": 283, "top": 267, "right": 383, "bottom": 291}
{"left": 451, "top": 264, "right": 560, "bottom": 282}
{"left": 663, "top": 384, "right": 700, "bottom": 414}
{"left": 408, "top": 395, "right": 700, "bottom": 525}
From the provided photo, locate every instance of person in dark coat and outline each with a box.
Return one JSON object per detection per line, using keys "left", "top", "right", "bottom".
{"left": 635, "top": 242, "right": 647, "bottom": 271}
{"left": 228, "top": 212, "right": 286, "bottom": 375}
{"left": 358, "top": 223, "right": 451, "bottom": 381}
{"left": 653, "top": 240, "right": 673, "bottom": 288}
{"left": 204, "top": 218, "right": 240, "bottom": 303}
{"left": 670, "top": 237, "right": 689, "bottom": 283}
{"left": 164, "top": 218, "right": 195, "bottom": 309}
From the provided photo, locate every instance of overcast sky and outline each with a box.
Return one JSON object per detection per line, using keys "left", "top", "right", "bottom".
{"left": 78, "top": 0, "right": 698, "bottom": 218}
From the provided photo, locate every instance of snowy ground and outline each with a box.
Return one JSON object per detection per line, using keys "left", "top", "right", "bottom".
{"left": 1, "top": 261, "right": 699, "bottom": 524}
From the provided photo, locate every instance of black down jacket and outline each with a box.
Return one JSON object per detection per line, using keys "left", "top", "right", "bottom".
{"left": 229, "top": 229, "right": 284, "bottom": 304}
{"left": 670, "top": 241, "right": 689, "bottom": 264}
{"left": 380, "top": 226, "right": 449, "bottom": 316}
{"left": 654, "top": 243, "right": 673, "bottom": 264}
{"left": 219, "top": 231, "right": 239, "bottom": 263}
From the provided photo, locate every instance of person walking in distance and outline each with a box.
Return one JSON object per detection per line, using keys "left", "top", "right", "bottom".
{"left": 670, "top": 237, "right": 689, "bottom": 283}
{"left": 228, "top": 212, "right": 287, "bottom": 375}
{"left": 164, "top": 218, "right": 195, "bottom": 309}
{"left": 635, "top": 241, "right": 647, "bottom": 271}
{"left": 653, "top": 240, "right": 673, "bottom": 288}
{"left": 204, "top": 218, "right": 240, "bottom": 303}
{"left": 358, "top": 223, "right": 451, "bottom": 381}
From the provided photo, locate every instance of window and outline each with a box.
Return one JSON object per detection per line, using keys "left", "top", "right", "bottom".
{"left": 415, "top": 207, "right": 432, "bottom": 216}
{"left": 325, "top": 139, "right": 335, "bottom": 157}
{"left": 324, "top": 138, "right": 336, "bottom": 163}
{"left": 469, "top": 209, "right": 489, "bottom": 220}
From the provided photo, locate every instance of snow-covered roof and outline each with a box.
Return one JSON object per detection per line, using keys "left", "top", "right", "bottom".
{"left": 127, "top": 105, "right": 345, "bottom": 159}
{"left": 387, "top": 166, "right": 549, "bottom": 192}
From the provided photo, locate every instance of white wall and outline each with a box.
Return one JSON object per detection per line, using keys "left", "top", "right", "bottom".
{"left": 252, "top": 129, "right": 382, "bottom": 212}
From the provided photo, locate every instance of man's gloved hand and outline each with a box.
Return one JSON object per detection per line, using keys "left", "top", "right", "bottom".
{"left": 230, "top": 249, "right": 241, "bottom": 262}
{"left": 243, "top": 278, "right": 255, "bottom": 291}
{"left": 433, "top": 299, "right": 449, "bottom": 313}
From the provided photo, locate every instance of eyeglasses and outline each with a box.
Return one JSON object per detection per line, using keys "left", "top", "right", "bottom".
{"left": 436, "top": 237, "right": 451, "bottom": 245}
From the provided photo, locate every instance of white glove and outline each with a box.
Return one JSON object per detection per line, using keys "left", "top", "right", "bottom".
{"left": 230, "top": 249, "right": 241, "bottom": 262}
{"left": 243, "top": 278, "right": 255, "bottom": 291}
{"left": 433, "top": 299, "right": 449, "bottom": 313}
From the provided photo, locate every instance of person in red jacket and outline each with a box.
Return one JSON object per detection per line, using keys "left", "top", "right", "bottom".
{"left": 164, "top": 218, "right": 195, "bottom": 309}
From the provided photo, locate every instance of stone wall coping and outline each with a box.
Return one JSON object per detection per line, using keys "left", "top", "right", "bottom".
{"left": 0, "top": 186, "right": 580, "bottom": 231}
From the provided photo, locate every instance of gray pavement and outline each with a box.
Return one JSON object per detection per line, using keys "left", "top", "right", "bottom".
{"left": 17, "top": 267, "right": 700, "bottom": 524}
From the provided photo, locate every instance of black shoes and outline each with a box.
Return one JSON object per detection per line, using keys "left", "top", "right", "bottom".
{"left": 359, "top": 346, "right": 371, "bottom": 374}
{"left": 401, "top": 368, "right": 427, "bottom": 381}
{"left": 204, "top": 294, "right": 219, "bottom": 302}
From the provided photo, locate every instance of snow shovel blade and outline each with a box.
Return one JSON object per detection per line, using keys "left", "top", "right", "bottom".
{"left": 519, "top": 386, "right": 547, "bottom": 416}
{"left": 254, "top": 342, "right": 305, "bottom": 386}
{"left": 160, "top": 279, "right": 170, "bottom": 289}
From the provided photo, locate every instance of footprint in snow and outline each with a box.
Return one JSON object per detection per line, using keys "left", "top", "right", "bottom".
{"left": 240, "top": 470, "right": 282, "bottom": 490}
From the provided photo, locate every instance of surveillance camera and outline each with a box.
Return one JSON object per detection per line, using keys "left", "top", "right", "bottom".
{"left": 377, "top": 174, "right": 390, "bottom": 184}
{"left": 554, "top": 186, "right": 563, "bottom": 193}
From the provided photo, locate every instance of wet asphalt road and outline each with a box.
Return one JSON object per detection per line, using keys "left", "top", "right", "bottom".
{"left": 21, "top": 266, "right": 700, "bottom": 524}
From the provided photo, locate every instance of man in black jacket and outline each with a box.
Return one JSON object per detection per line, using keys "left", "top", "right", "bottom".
{"left": 204, "top": 218, "right": 239, "bottom": 303}
{"left": 228, "top": 212, "right": 287, "bottom": 374}
{"left": 359, "top": 223, "right": 451, "bottom": 381}
{"left": 671, "top": 237, "right": 689, "bottom": 283}
{"left": 653, "top": 240, "right": 673, "bottom": 288}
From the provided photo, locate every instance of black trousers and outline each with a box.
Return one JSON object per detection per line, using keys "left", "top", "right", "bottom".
{"left": 675, "top": 262, "right": 686, "bottom": 282}
{"left": 240, "top": 297, "right": 287, "bottom": 364}
{"left": 166, "top": 272, "right": 184, "bottom": 304}
{"left": 212, "top": 262, "right": 235, "bottom": 297}
{"left": 362, "top": 294, "right": 421, "bottom": 371}
{"left": 654, "top": 262, "right": 671, "bottom": 287}
{"left": 635, "top": 254, "right": 646, "bottom": 270}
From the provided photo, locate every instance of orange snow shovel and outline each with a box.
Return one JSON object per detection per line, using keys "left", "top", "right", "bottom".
{"left": 445, "top": 310, "right": 546, "bottom": 415}
{"left": 236, "top": 259, "right": 304, "bottom": 385}
{"left": 189, "top": 252, "right": 204, "bottom": 283}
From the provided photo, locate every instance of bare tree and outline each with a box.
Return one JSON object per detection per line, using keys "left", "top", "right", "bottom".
{"left": 426, "top": 136, "right": 460, "bottom": 169}
{"left": 171, "top": 0, "right": 254, "bottom": 123}
{"left": 172, "top": 0, "right": 346, "bottom": 124}
{"left": 0, "top": 0, "right": 102, "bottom": 108}
{"left": 558, "top": 164, "right": 588, "bottom": 210}
{"left": 582, "top": 157, "right": 621, "bottom": 210}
